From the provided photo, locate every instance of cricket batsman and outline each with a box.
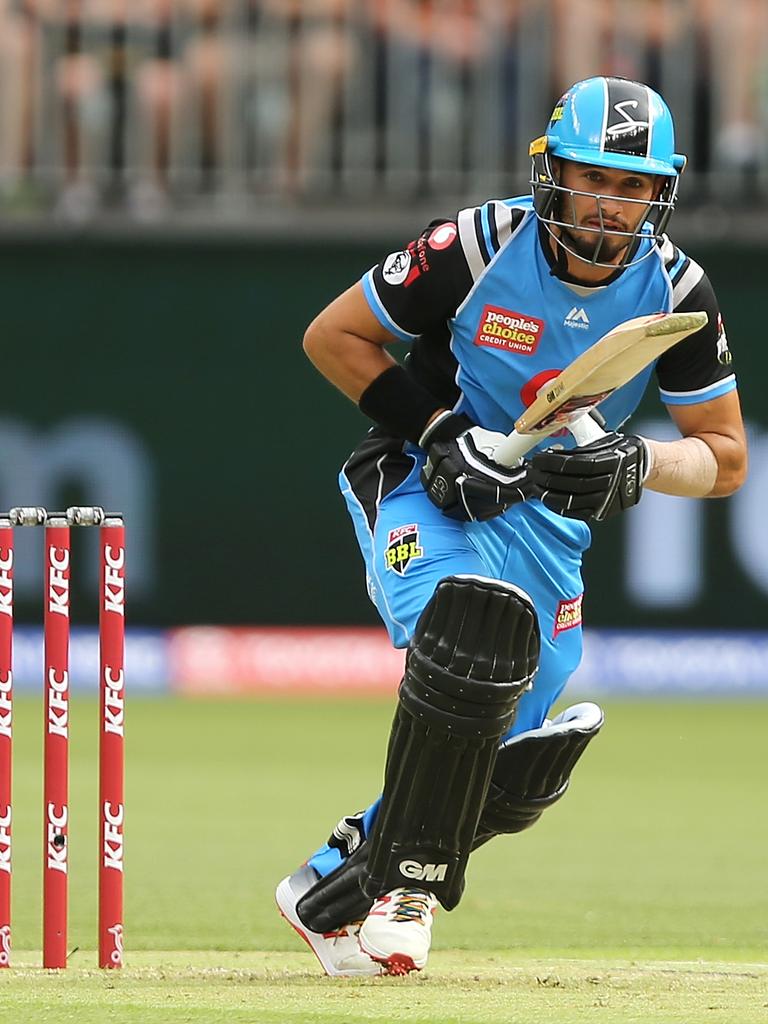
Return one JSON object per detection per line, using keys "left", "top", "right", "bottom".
{"left": 275, "top": 76, "right": 747, "bottom": 976}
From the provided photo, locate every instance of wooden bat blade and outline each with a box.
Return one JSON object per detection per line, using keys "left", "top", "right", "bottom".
{"left": 515, "top": 311, "right": 707, "bottom": 435}
{"left": 494, "top": 310, "right": 708, "bottom": 466}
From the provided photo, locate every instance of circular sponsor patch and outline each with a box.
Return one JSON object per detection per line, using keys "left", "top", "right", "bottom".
{"left": 427, "top": 222, "right": 457, "bottom": 250}
{"left": 520, "top": 369, "right": 562, "bottom": 409}
{"left": 382, "top": 250, "right": 412, "bottom": 285}
{"left": 520, "top": 369, "right": 568, "bottom": 437}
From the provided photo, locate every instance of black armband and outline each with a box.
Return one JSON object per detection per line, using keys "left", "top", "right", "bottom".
{"left": 358, "top": 365, "right": 446, "bottom": 444}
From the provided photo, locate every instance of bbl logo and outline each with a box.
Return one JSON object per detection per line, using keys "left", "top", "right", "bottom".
{"left": 385, "top": 524, "right": 423, "bottom": 576}
{"left": 549, "top": 92, "right": 569, "bottom": 126}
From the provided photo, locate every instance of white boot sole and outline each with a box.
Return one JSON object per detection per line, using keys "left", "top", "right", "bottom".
{"left": 275, "top": 875, "right": 381, "bottom": 978}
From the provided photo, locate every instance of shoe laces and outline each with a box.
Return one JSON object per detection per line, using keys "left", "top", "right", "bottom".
{"left": 391, "top": 888, "right": 434, "bottom": 924}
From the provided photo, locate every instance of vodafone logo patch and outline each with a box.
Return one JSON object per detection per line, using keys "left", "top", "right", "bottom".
{"left": 474, "top": 305, "right": 545, "bottom": 356}
{"left": 427, "top": 222, "right": 457, "bottom": 250}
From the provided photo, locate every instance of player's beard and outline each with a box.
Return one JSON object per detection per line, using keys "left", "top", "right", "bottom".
{"left": 558, "top": 222, "right": 630, "bottom": 265}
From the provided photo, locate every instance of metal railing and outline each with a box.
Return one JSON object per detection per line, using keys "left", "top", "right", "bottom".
{"left": 0, "top": 0, "right": 765, "bottom": 227}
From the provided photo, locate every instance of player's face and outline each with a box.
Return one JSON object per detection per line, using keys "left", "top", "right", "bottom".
{"left": 556, "top": 161, "right": 661, "bottom": 264}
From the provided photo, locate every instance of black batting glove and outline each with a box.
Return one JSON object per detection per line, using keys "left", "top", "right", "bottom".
{"left": 530, "top": 432, "right": 650, "bottom": 522}
{"left": 420, "top": 416, "right": 534, "bottom": 522}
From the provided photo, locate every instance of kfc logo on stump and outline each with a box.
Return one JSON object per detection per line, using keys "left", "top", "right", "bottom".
{"left": 384, "top": 524, "right": 423, "bottom": 576}
{"left": 474, "top": 305, "right": 545, "bottom": 355}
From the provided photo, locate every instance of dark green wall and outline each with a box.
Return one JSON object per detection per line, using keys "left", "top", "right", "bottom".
{"left": 1, "top": 236, "right": 764, "bottom": 627}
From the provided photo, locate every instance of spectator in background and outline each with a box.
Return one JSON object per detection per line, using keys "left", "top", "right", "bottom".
{"left": 365, "top": 0, "right": 515, "bottom": 192}
{"left": 0, "top": 1, "right": 33, "bottom": 201}
{"left": 243, "top": 0, "right": 360, "bottom": 193}
{"left": 699, "top": 0, "right": 768, "bottom": 177}
{"left": 24, "top": 0, "right": 186, "bottom": 219}
{"left": 550, "top": 1, "right": 697, "bottom": 164}
{"left": 551, "top": 0, "right": 768, "bottom": 179}
{"left": 0, "top": 0, "right": 765, "bottom": 215}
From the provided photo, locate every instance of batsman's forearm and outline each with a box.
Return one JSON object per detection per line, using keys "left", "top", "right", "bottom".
{"left": 303, "top": 327, "right": 396, "bottom": 402}
{"left": 644, "top": 434, "right": 744, "bottom": 497}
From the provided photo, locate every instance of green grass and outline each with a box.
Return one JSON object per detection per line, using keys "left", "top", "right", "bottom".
{"left": 1, "top": 696, "right": 767, "bottom": 1022}
{"left": 2, "top": 951, "right": 767, "bottom": 1024}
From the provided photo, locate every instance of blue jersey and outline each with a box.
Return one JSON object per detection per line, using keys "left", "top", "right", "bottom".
{"left": 361, "top": 195, "right": 736, "bottom": 451}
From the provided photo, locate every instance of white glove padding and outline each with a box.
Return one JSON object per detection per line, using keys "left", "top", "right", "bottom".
{"left": 421, "top": 426, "right": 534, "bottom": 522}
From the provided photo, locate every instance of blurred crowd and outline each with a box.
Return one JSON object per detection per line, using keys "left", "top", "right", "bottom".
{"left": 0, "top": 0, "right": 765, "bottom": 219}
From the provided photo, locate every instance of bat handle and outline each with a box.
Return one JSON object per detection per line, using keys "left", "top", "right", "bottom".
{"left": 495, "top": 413, "right": 608, "bottom": 468}
{"left": 568, "top": 413, "right": 607, "bottom": 445}
{"left": 494, "top": 429, "right": 540, "bottom": 467}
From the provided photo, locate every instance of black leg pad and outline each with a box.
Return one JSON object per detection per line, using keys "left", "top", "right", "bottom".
{"left": 295, "top": 703, "right": 603, "bottom": 933}
{"left": 363, "top": 575, "right": 540, "bottom": 910}
{"left": 296, "top": 842, "right": 372, "bottom": 933}
{"left": 473, "top": 702, "right": 604, "bottom": 848}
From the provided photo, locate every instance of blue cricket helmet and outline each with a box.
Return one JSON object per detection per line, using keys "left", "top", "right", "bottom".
{"left": 542, "top": 76, "right": 686, "bottom": 176}
{"left": 530, "top": 77, "right": 688, "bottom": 267}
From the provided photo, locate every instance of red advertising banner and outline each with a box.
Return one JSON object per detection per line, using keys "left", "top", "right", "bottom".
{"left": 170, "top": 627, "right": 405, "bottom": 695}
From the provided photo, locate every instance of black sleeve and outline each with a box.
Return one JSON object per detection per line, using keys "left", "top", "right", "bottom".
{"left": 366, "top": 219, "right": 473, "bottom": 337}
{"left": 655, "top": 270, "right": 735, "bottom": 396}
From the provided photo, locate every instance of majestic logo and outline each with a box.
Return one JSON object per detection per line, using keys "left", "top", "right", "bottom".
{"left": 399, "top": 859, "right": 448, "bottom": 882}
{"left": 606, "top": 99, "right": 649, "bottom": 140}
{"left": 384, "top": 524, "right": 423, "bottom": 576}
{"left": 0, "top": 924, "right": 9, "bottom": 967}
{"left": 382, "top": 250, "right": 412, "bottom": 286}
{"left": 554, "top": 594, "right": 584, "bottom": 637}
{"left": 564, "top": 307, "right": 590, "bottom": 329}
{"left": 474, "top": 305, "right": 545, "bottom": 355}
{"left": 716, "top": 313, "right": 733, "bottom": 366}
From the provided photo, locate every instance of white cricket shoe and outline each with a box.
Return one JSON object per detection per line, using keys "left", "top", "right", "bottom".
{"left": 358, "top": 887, "right": 438, "bottom": 975}
{"left": 275, "top": 865, "right": 381, "bottom": 977}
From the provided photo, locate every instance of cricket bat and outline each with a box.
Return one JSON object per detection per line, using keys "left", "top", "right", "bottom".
{"left": 494, "top": 311, "right": 708, "bottom": 466}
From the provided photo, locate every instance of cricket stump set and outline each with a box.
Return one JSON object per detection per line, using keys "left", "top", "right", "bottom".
{"left": 0, "top": 506, "right": 125, "bottom": 970}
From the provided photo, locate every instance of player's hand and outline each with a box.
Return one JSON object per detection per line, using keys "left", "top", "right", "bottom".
{"left": 421, "top": 425, "right": 534, "bottom": 522}
{"left": 529, "top": 432, "right": 650, "bottom": 522}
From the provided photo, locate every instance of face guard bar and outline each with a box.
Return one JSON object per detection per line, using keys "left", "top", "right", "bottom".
{"left": 530, "top": 148, "right": 681, "bottom": 269}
